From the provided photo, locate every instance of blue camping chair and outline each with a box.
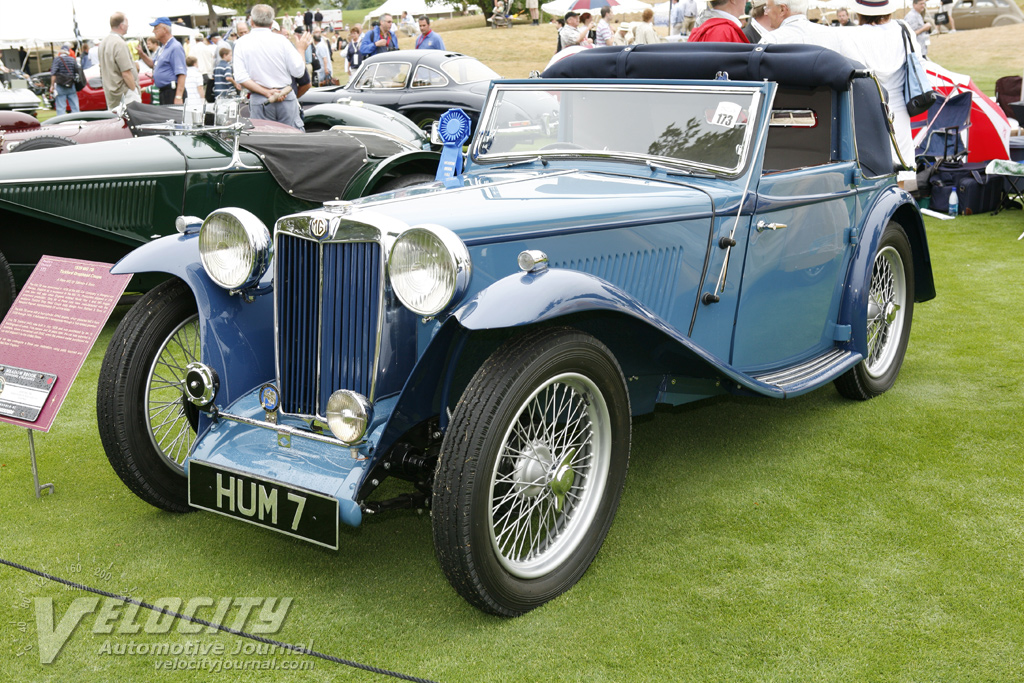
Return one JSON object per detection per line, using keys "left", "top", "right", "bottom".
{"left": 915, "top": 90, "right": 973, "bottom": 163}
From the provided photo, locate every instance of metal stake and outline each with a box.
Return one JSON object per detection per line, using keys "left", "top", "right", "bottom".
{"left": 28, "top": 429, "right": 54, "bottom": 498}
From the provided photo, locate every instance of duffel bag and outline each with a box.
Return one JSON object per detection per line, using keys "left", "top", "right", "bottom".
{"left": 930, "top": 161, "right": 1003, "bottom": 214}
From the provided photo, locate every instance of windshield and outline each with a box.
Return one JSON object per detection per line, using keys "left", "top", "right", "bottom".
{"left": 472, "top": 84, "right": 760, "bottom": 174}
{"left": 441, "top": 58, "right": 499, "bottom": 85}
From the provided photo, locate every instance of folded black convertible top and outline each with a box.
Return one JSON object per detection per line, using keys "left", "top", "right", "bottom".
{"left": 541, "top": 43, "right": 864, "bottom": 92}
{"left": 239, "top": 130, "right": 409, "bottom": 202}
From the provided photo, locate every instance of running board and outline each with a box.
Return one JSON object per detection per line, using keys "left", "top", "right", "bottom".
{"left": 750, "top": 348, "right": 862, "bottom": 397}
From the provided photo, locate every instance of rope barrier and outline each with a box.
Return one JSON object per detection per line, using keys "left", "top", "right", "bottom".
{"left": 0, "top": 556, "right": 440, "bottom": 683}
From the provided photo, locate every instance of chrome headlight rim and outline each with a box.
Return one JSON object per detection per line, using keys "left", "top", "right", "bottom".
{"left": 198, "top": 208, "right": 272, "bottom": 291}
{"left": 387, "top": 223, "right": 471, "bottom": 317}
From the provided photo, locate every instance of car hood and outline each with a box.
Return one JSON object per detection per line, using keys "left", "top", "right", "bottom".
{"left": 0, "top": 134, "right": 236, "bottom": 184}
{"left": 347, "top": 168, "right": 716, "bottom": 244}
{"left": 0, "top": 88, "right": 40, "bottom": 108}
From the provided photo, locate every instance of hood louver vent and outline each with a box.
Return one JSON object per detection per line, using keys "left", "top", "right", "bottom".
{"left": 0, "top": 180, "right": 157, "bottom": 231}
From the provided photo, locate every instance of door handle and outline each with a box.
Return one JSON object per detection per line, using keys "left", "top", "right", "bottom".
{"left": 756, "top": 221, "right": 788, "bottom": 232}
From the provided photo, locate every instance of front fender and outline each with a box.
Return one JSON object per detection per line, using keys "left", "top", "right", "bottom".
{"left": 111, "top": 235, "right": 275, "bottom": 419}
{"left": 838, "top": 186, "right": 935, "bottom": 359}
{"left": 360, "top": 150, "right": 441, "bottom": 195}
{"left": 454, "top": 267, "right": 666, "bottom": 330}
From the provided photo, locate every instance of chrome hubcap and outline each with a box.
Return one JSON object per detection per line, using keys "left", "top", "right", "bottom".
{"left": 488, "top": 373, "right": 611, "bottom": 579}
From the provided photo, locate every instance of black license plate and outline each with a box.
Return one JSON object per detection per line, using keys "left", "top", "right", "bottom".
{"left": 188, "top": 461, "right": 339, "bottom": 549}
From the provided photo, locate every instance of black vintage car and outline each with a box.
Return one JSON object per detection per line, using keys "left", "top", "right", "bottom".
{"left": 298, "top": 50, "right": 499, "bottom": 132}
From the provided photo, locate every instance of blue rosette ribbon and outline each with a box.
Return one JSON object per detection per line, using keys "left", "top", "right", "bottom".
{"left": 435, "top": 108, "right": 472, "bottom": 188}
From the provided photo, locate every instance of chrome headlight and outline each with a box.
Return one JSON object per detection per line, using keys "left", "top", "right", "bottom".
{"left": 198, "top": 208, "right": 272, "bottom": 291}
{"left": 388, "top": 224, "right": 470, "bottom": 316}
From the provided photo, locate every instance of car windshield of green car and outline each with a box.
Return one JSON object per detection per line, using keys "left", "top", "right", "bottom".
{"left": 473, "top": 84, "right": 761, "bottom": 175}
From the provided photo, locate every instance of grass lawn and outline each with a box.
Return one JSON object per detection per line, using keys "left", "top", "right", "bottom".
{"left": 2, "top": 209, "right": 1024, "bottom": 681}
{"left": 6, "top": 15, "right": 1024, "bottom": 682}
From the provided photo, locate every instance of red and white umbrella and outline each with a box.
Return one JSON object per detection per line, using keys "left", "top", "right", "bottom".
{"left": 914, "top": 59, "right": 1011, "bottom": 162}
{"left": 568, "top": 0, "right": 619, "bottom": 9}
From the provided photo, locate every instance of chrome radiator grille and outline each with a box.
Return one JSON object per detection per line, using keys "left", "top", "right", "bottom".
{"left": 276, "top": 234, "right": 382, "bottom": 417}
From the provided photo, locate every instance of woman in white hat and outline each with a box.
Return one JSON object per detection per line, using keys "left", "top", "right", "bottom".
{"left": 845, "top": 0, "right": 917, "bottom": 186}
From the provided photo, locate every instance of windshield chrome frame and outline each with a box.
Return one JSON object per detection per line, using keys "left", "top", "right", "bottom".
{"left": 470, "top": 82, "right": 764, "bottom": 177}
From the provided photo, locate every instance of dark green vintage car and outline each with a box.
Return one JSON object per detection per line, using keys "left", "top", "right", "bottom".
{"left": 0, "top": 120, "right": 439, "bottom": 319}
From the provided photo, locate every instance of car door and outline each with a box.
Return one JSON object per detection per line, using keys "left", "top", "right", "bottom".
{"left": 345, "top": 60, "right": 411, "bottom": 108}
{"left": 729, "top": 90, "right": 859, "bottom": 371}
{"left": 952, "top": 0, "right": 983, "bottom": 29}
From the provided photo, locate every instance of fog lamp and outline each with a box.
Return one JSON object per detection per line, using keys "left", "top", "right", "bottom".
{"left": 325, "top": 390, "right": 372, "bottom": 444}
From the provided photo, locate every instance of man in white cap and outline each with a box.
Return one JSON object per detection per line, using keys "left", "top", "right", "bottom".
{"left": 232, "top": 3, "right": 306, "bottom": 128}
{"left": 139, "top": 17, "right": 187, "bottom": 105}
{"left": 760, "top": 0, "right": 841, "bottom": 50}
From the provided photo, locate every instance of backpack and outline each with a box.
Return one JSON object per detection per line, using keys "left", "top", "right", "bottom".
{"left": 310, "top": 45, "right": 321, "bottom": 72}
{"left": 53, "top": 55, "right": 76, "bottom": 88}
{"left": 74, "top": 60, "right": 86, "bottom": 91}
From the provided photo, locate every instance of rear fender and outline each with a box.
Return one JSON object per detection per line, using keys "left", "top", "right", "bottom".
{"left": 837, "top": 186, "right": 935, "bottom": 358}
{"left": 111, "top": 235, "right": 275, "bottom": 419}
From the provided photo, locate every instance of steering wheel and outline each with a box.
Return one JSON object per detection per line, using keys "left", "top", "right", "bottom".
{"left": 540, "top": 142, "right": 585, "bottom": 151}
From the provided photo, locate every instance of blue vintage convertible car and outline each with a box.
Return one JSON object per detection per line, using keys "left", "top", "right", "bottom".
{"left": 98, "top": 44, "right": 935, "bottom": 617}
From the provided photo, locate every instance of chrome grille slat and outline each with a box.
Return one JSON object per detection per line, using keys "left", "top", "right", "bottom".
{"left": 276, "top": 234, "right": 382, "bottom": 418}
{"left": 277, "top": 235, "right": 319, "bottom": 416}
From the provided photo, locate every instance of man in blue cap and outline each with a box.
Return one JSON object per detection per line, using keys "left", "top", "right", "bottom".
{"left": 139, "top": 17, "right": 187, "bottom": 105}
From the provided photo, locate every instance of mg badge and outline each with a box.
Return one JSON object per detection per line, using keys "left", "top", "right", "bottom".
{"left": 310, "top": 217, "right": 330, "bottom": 238}
{"left": 259, "top": 383, "right": 280, "bottom": 411}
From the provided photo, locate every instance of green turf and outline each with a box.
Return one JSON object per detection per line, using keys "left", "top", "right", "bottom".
{"left": 2, "top": 209, "right": 1024, "bottom": 681}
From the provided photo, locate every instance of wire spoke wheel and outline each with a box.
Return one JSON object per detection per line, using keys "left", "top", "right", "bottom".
{"left": 146, "top": 314, "right": 201, "bottom": 473}
{"left": 835, "top": 221, "right": 915, "bottom": 401}
{"left": 98, "top": 278, "right": 199, "bottom": 512}
{"left": 489, "top": 373, "right": 611, "bottom": 579}
{"left": 433, "top": 327, "right": 631, "bottom": 616}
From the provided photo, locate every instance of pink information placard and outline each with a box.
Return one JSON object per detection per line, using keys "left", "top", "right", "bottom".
{"left": 0, "top": 256, "right": 131, "bottom": 432}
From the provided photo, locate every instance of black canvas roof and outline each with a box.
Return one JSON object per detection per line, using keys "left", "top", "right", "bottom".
{"left": 541, "top": 43, "right": 865, "bottom": 92}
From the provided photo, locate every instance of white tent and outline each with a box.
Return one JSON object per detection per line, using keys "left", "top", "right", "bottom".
{"left": 541, "top": 0, "right": 654, "bottom": 18}
{"left": 1, "top": 0, "right": 234, "bottom": 46}
{"left": 366, "top": 0, "right": 460, "bottom": 20}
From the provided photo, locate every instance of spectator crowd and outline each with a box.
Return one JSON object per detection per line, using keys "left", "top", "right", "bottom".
{"left": 48, "top": 5, "right": 453, "bottom": 127}
{"left": 42, "top": 0, "right": 960, "bottom": 174}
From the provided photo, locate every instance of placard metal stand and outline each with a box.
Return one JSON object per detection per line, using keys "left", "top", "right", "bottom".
{"left": 28, "top": 429, "right": 54, "bottom": 497}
